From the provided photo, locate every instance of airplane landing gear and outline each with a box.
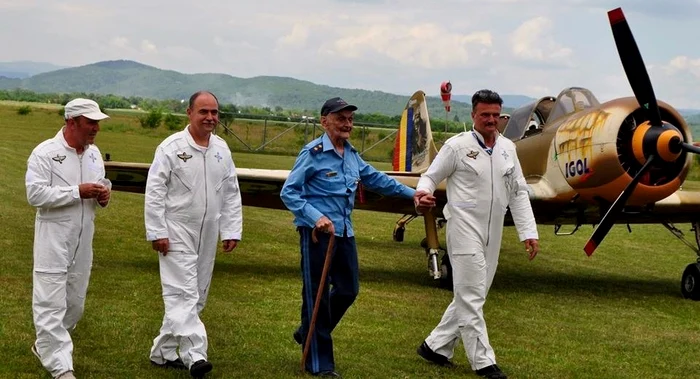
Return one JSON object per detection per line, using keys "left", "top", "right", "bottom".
{"left": 422, "top": 212, "right": 449, "bottom": 284}
{"left": 669, "top": 221, "right": 700, "bottom": 300}
{"left": 439, "top": 253, "right": 452, "bottom": 289}
{"left": 681, "top": 263, "right": 700, "bottom": 300}
{"left": 681, "top": 221, "right": 700, "bottom": 300}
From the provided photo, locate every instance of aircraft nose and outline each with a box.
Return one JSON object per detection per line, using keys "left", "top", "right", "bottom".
{"left": 631, "top": 121, "right": 683, "bottom": 164}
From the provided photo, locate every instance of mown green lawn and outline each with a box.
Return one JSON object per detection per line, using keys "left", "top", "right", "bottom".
{"left": 2, "top": 104, "right": 700, "bottom": 379}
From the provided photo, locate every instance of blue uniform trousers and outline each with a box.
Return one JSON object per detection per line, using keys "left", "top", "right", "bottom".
{"left": 297, "top": 226, "right": 359, "bottom": 374}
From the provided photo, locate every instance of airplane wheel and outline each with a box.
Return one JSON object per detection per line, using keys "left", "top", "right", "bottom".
{"left": 393, "top": 226, "right": 405, "bottom": 242}
{"left": 439, "top": 253, "right": 453, "bottom": 290}
{"left": 681, "top": 263, "right": 700, "bottom": 300}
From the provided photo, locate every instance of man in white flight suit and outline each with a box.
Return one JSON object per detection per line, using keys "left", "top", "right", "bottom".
{"left": 414, "top": 89, "right": 540, "bottom": 379}
{"left": 26, "top": 98, "right": 111, "bottom": 379}
{"left": 145, "top": 90, "right": 242, "bottom": 379}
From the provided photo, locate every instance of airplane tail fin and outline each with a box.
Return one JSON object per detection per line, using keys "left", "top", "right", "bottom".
{"left": 392, "top": 90, "right": 438, "bottom": 173}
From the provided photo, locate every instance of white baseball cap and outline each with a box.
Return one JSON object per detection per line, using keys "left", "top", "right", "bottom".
{"left": 64, "top": 98, "right": 110, "bottom": 121}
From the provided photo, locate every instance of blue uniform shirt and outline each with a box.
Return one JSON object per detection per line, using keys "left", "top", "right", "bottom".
{"left": 281, "top": 133, "right": 415, "bottom": 237}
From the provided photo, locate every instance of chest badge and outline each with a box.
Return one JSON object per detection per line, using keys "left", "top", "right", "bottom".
{"left": 52, "top": 154, "right": 66, "bottom": 164}
{"left": 89, "top": 152, "right": 97, "bottom": 163}
{"left": 177, "top": 152, "right": 193, "bottom": 162}
{"left": 215, "top": 151, "right": 222, "bottom": 162}
{"left": 467, "top": 150, "right": 479, "bottom": 159}
{"left": 501, "top": 150, "right": 509, "bottom": 160}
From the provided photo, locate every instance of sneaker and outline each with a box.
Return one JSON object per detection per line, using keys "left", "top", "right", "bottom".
{"left": 189, "top": 360, "right": 213, "bottom": 378}
{"left": 150, "top": 357, "right": 187, "bottom": 370}
{"left": 31, "top": 343, "right": 40, "bottom": 360}
{"left": 55, "top": 371, "right": 76, "bottom": 379}
{"left": 476, "top": 364, "right": 507, "bottom": 379}
{"left": 416, "top": 341, "right": 454, "bottom": 367}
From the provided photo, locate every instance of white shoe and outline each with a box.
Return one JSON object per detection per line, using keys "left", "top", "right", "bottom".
{"left": 55, "top": 371, "right": 76, "bottom": 379}
{"left": 30, "top": 343, "right": 40, "bottom": 360}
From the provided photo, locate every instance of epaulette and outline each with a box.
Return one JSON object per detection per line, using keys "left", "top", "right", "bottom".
{"left": 310, "top": 143, "right": 324, "bottom": 155}
{"left": 349, "top": 144, "right": 357, "bottom": 153}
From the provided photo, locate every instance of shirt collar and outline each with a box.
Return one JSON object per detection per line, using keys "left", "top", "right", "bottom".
{"left": 57, "top": 126, "right": 86, "bottom": 152}
{"left": 471, "top": 129, "right": 500, "bottom": 146}
{"left": 56, "top": 127, "right": 70, "bottom": 148}
{"left": 321, "top": 132, "right": 353, "bottom": 152}
{"left": 185, "top": 124, "right": 211, "bottom": 150}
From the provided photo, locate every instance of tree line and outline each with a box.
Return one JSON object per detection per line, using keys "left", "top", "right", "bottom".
{"left": 0, "top": 88, "right": 469, "bottom": 132}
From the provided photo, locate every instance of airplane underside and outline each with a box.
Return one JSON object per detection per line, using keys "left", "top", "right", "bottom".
{"left": 395, "top": 203, "right": 700, "bottom": 300}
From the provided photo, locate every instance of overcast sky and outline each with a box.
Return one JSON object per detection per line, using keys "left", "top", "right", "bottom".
{"left": 2, "top": 0, "right": 699, "bottom": 108}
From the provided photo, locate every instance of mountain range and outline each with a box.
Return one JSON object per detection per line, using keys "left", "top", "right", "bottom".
{"left": 0, "top": 60, "right": 698, "bottom": 119}
{"left": 0, "top": 60, "right": 475, "bottom": 119}
{"left": 0, "top": 61, "right": 67, "bottom": 80}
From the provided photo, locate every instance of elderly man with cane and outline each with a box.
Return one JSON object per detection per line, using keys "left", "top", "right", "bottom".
{"left": 281, "top": 97, "right": 417, "bottom": 377}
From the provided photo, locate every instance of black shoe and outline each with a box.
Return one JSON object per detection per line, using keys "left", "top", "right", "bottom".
{"left": 150, "top": 358, "right": 187, "bottom": 370}
{"left": 417, "top": 341, "right": 454, "bottom": 367}
{"left": 476, "top": 364, "right": 507, "bottom": 379}
{"left": 312, "top": 370, "right": 342, "bottom": 377}
{"left": 293, "top": 327, "right": 303, "bottom": 345}
{"left": 189, "top": 360, "right": 213, "bottom": 378}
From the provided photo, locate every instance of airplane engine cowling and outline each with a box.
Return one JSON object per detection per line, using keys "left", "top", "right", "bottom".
{"left": 554, "top": 97, "right": 692, "bottom": 206}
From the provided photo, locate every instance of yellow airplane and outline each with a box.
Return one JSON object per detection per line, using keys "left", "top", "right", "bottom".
{"left": 103, "top": 7, "right": 700, "bottom": 300}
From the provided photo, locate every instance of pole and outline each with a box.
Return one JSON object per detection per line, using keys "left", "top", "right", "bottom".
{"left": 300, "top": 229, "right": 335, "bottom": 373}
{"left": 262, "top": 118, "right": 267, "bottom": 151}
{"left": 445, "top": 109, "right": 449, "bottom": 132}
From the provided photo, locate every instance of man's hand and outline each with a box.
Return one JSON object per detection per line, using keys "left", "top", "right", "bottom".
{"left": 524, "top": 239, "right": 539, "bottom": 260}
{"left": 315, "top": 216, "right": 335, "bottom": 235}
{"left": 222, "top": 239, "right": 238, "bottom": 253}
{"left": 78, "top": 183, "right": 105, "bottom": 199}
{"left": 414, "top": 190, "right": 436, "bottom": 213}
{"left": 152, "top": 238, "right": 169, "bottom": 256}
{"left": 97, "top": 187, "right": 110, "bottom": 207}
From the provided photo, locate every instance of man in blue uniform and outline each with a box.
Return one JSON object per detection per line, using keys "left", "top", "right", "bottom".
{"left": 281, "top": 97, "right": 416, "bottom": 377}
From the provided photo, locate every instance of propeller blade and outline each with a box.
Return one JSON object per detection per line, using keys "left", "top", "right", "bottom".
{"left": 584, "top": 154, "right": 656, "bottom": 256}
{"left": 680, "top": 142, "right": 700, "bottom": 154}
{"left": 608, "top": 8, "right": 662, "bottom": 126}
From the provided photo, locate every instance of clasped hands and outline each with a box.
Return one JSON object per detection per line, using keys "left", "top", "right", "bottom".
{"left": 414, "top": 190, "right": 436, "bottom": 214}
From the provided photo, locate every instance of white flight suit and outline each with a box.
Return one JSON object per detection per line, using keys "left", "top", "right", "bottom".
{"left": 145, "top": 126, "right": 242, "bottom": 368}
{"left": 25, "top": 128, "right": 107, "bottom": 378}
{"left": 418, "top": 130, "right": 537, "bottom": 371}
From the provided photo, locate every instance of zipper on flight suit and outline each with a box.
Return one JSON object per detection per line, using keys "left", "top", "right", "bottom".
{"left": 486, "top": 153, "right": 493, "bottom": 247}
{"left": 197, "top": 151, "right": 208, "bottom": 255}
{"left": 72, "top": 153, "right": 85, "bottom": 264}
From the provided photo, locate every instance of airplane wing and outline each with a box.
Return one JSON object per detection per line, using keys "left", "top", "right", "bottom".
{"left": 104, "top": 161, "right": 420, "bottom": 215}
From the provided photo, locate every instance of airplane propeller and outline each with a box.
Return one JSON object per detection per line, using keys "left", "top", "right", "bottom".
{"left": 584, "top": 8, "right": 700, "bottom": 256}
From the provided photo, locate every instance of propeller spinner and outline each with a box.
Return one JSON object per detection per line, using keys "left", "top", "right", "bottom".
{"left": 583, "top": 8, "right": 700, "bottom": 256}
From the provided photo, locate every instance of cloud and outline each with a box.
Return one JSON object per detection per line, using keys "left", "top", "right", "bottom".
{"left": 140, "top": 40, "right": 157, "bottom": 53}
{"left": 510, "top": 17, "right": 573, "bottom": 65}
{"left": 110, "top": 37, "right": 130, "bottom": 49}
{"left": 327, "top": 23, "right": 492, "bottom": 69}
{"left": 277, "top": 24, "right": 310, "bottom": 49}
{"left": 662, "top": 56, "right": 700, "bottom": 78}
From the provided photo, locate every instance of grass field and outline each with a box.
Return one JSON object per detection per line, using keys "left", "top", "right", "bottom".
{"left": 3, "top": 104, "right": 700, "bottom": 379}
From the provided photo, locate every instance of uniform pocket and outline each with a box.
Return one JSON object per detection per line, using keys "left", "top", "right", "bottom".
{"left": 451, "top": 201, "right": 477, "bottom": 209}
{"left": 171, "top": 167, "right": 193, "bottom": 192}
{"left": 215, "top": 178, "right": 225, "bottom": 192}
{"left": 451, "top": 253, "right": 487, "bottom": 287}
{"left": 459, "top": 156, "right": 484, "bottom": 177}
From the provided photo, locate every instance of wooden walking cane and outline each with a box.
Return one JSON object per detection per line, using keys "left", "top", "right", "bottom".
{"left": 300, "top": 228, "right": 336, "bottom": 373}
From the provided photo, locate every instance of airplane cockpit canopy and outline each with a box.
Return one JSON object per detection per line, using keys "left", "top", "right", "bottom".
{"left": 547, "top": 87, "right": 600, "bottom": 123}
{"left": 501, "top": 87, "right": 601, "bottom": 141}
{"left": 502, "top": 96, "right": 556, "bottom": 141}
